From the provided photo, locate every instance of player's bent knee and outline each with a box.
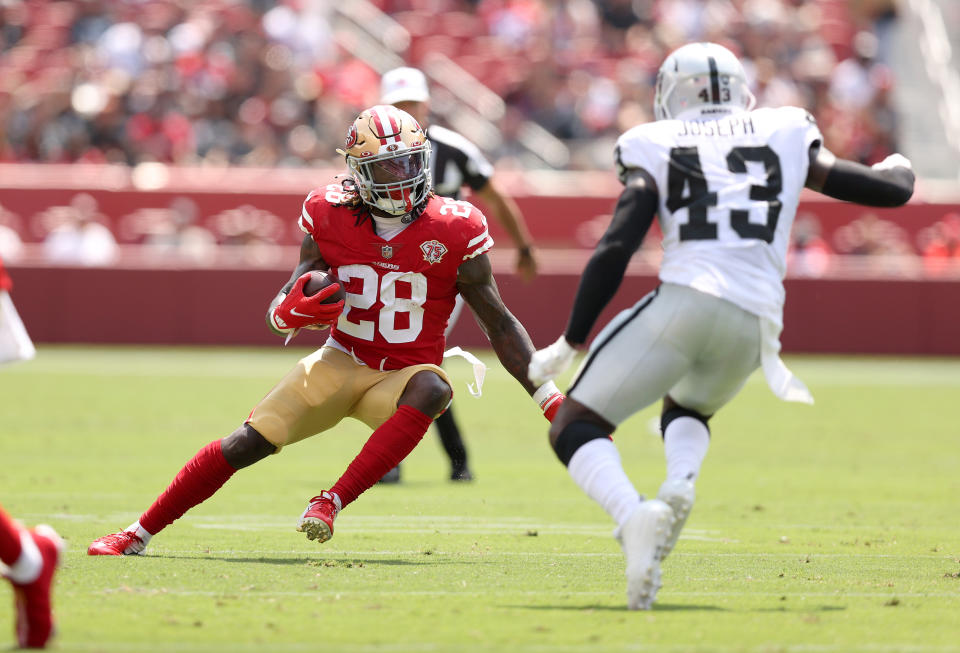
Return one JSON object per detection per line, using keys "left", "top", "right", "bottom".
{"left": 660, "top": 403, "right": 711, "bottom": 439}
{"left": 399, "top": 370, "right": 452, "bottom": 417}
{"left": 221, "top": 424, "right": 278, "bottom": 469}
{"left": 552, "top": 421, "right": 612, "bottom": 467}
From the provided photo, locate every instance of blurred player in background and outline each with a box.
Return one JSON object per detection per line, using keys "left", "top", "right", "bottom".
{"left": 0, "top": 255, "right": 35, "bottom": 366}
{"left": 0, "top": 505, "right": 63, "bottom": 649}
{"left": 88, "top": 105, "right": 564, "bottom": 556}
{"left": 529, "top": 42, "right": 915, "bottom": 611}
{"left": 378, "top": 66, "right": 539, "bottom": 483}
{"left": 0, "top": 260, "right": 55, "bottom": 648}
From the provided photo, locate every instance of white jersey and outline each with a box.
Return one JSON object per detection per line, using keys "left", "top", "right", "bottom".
{"left": 616, "top": 106, "right": 822, "bottom": 330}
{"left": 615, "top": 107, "right": 821, "bottom": 404}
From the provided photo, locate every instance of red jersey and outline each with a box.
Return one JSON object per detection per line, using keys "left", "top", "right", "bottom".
{"left": 298, "top": 183, "right": 493, "bottom": 370}
{"left": 0, "top": 255, "right": 11, "bottom": 292}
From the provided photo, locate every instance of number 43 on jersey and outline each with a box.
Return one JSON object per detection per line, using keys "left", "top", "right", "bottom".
{"left": 667, "top": 145, "right": 783, "bottom": 244}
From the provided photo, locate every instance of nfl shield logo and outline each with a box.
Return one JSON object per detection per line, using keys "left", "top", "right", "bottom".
{"left": 420, "top": 240, "right": 448, "bottom": 264}
{"left": 381, "top": 245, "right": 393, "bottom": 259}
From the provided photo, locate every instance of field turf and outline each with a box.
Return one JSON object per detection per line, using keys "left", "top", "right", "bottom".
{"left": 1, "top": 346, "right": 958, "bottom": 652}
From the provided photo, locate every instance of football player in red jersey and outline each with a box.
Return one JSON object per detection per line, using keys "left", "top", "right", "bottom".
{"left": 88, "top": 105, "right": 565, "bottom": 555}
{"left": 0, "top": 504, "right": 64, "bottom": 648}
{"left": 0, "top": 255, "right": 36, "bottom": 365}
{"left": 379, "top": 66, "right": 539, "bottom": 483}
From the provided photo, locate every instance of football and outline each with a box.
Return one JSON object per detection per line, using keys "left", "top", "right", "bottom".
{"left": 302, "top": 270, "right": 346, "bottom": 303}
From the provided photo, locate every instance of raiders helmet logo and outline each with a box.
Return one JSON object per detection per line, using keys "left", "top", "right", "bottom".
{"left": 420, "top": 240, "right": 447, "bottom": 264}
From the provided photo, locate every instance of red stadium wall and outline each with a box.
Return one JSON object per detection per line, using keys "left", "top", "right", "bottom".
{"left": 2, "top": 164, "right": 959, "bottom": 355}
{"left": 0, "top": 164, "right": 955, "bottom": 251}
{"left": 7, "top": 265, "right": 960, "bottom": 355}
{"left": 1, "top": 185, "right": 955, "bottom": 251}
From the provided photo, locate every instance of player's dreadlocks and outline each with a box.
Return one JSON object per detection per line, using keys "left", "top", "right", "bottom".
{"left": 333, "top": 175, "right": 435, "bottom": 232}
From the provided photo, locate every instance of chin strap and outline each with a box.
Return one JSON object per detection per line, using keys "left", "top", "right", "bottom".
{"left": 442, "top": 346, "right": 487, "bottom": 397}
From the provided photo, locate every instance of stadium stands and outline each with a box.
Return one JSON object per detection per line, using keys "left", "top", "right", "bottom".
{"left": 0, "top": 0, "right": 906, "bottom": 170}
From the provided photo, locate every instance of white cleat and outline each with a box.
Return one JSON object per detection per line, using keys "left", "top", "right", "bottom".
{"left": 615, "top": 499, "right": 674, "bottom": 610}
{"left": 657, "top": 478, "right": 695, "bottom": 559}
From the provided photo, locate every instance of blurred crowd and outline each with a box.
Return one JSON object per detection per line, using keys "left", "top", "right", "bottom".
{"left": 785, "top": 210, "right": 960, "bottom": 277}
{"left": 1, "top": 0, "right": 955, "bottom": 276}
{"left": 0, "top": 0, "right": 904, "bottom": 170}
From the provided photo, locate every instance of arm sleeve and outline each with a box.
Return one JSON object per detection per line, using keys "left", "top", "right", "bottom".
{"left": 563, "top": 181, "right": 658, "bottom": 345}
{"left": 819, "top": 158, "right": 915, "bottom": 207}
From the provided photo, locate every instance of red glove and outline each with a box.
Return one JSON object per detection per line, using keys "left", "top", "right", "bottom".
{"left": 270, "top": 272, "right": 345, "bottom": 331}
{"left": 534, "top": 381, "right": 566, "bottom": 422}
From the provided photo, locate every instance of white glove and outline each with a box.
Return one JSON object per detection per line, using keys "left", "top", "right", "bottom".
{"left": 528, "top": 335, "right": 578, "bottom": 385}
{"left": 872, "top": 153, "right": 912, "bottom": 172}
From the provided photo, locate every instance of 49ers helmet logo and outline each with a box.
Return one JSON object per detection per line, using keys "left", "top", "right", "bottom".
{"left": 420, "top": 240, "right": 447, "bottom": 264}
{"left": 339, "top": 105, "right": 432, "bottom": 217}
{"left": 344, "top": 124, "right": 358, "bottom": 150}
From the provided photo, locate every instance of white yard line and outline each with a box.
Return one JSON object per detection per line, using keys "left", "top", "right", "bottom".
{"left": 75, "top": 588, "right": 960, "bottom": 599}
{"left": 51, "top": 643, "right": 960, "bottom": 653}
{"left": 67, "top": 548, "right": 956, "bottom": 560}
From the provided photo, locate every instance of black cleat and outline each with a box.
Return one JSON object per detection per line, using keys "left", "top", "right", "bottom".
{"left": 450, "top": 467, "right": 474, "bottom": 482}
{"left": 378, "top": 465, "right": 402, "bottom": 484}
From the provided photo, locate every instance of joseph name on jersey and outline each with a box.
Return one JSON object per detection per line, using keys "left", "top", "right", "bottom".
{"left": 616, "top": 106, "right": 822, "bottom": 330}
{"left": 298, "top": 184, "right": 493, "bottom": 370}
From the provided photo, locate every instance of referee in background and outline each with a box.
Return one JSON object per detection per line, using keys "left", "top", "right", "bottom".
{"left": 378, "top": 66, "right": 539, "bottom": 483}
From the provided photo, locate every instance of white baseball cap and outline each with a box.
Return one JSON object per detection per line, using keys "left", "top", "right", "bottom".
{"left": 380, "top": 67, "right": 430, "bottom": 104}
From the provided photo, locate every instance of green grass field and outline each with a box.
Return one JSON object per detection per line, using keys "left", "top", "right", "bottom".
{"left": 1, "top": 346, "right": 958, "bottom": 652}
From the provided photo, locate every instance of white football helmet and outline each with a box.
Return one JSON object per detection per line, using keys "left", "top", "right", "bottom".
{"left": 339, "top": 105, "right": 432, "bottom": 218}
{"left": 654, "top": 42, "right": 756, "bottom": 121}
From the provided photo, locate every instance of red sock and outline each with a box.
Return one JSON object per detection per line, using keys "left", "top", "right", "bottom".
{"left": 330, "top": 405, "right": 433, "bottom": 507}
{"left": 139, "top": 440, "right": 236, "bottom": 535}
{"left": 0, "top": 505, "right": 24, "bottom": 565}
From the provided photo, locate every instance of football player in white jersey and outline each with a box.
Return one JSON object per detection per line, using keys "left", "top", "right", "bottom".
{"left": 528, "top": 42, "right": 915, "bottom": 611}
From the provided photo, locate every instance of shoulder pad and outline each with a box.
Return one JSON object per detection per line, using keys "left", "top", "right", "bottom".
{"left": 766, "top": 105, "right": 818, "bottom": 129}
{"left": 426, "top": 196, "right": 492, "bottom": 261}
{"left": 615, "top": 122, "right": 663, "bottom": 184}
{"left": 300, "top": 183, "right": 354, "bottom": 235}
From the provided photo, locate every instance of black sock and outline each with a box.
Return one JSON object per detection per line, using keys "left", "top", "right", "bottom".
{"left": 435, "top": 407, "right": 468, "bottom": 472}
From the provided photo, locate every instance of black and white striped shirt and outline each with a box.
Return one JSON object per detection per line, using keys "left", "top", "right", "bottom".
{"left": 427, "top": 125, "right": 494, "bottom": 200}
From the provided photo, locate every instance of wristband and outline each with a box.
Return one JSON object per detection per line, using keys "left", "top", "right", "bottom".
{"left": 533, "top": 381, "right": 561, "bottom": 407}
{"left": 535, "top": 381, "right": 565, "bottom": 422}
{"left": 269, "top": 305, "right": 295, "bottom": 333}
{"left": 267, "top": 293, "right": 295, "bottom": 335}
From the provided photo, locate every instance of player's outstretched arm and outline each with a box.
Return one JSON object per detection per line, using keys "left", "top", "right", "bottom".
{"left": 457, "top": 253, "right": 537, "bottom": 393}
{"left": 805, "top": 144, "right": 915, "bottom": 207}
{"left": 458, "top": 252, "right": 565, "bottom": 420}
{"left": 528, "top": 169, "right": 658, "bottom": 386}
{"left": 265, "top": 234, "right": 331, "bottom": 336}
{"left": 563, "top": 169, "right": 658, "bottom": 347}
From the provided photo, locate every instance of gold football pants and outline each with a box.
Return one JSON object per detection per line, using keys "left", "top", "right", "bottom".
{"left": 246, "top": 346, "right": 451, "bottom": 448}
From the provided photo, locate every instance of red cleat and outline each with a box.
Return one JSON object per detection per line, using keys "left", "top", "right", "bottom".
{"left": 296, "top": 491, "right": 341, "bottom": 543}
{"left": 87, "top": 530, "right": 145, "bottom": 556}
{"left": 10, "top": 525, "right": 64, "bottom": 649}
